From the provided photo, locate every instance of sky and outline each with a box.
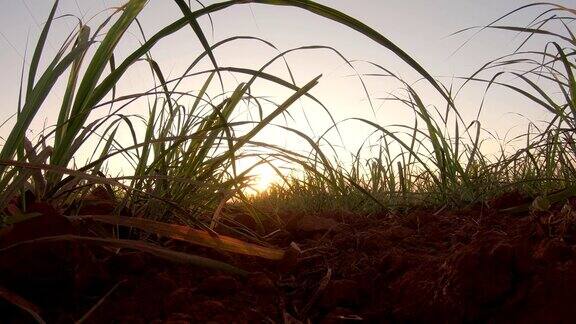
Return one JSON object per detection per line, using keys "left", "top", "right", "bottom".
{"left": 0, "top": 0, "right": 573, "bottom": 189}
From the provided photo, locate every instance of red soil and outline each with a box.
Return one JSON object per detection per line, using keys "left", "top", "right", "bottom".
{"left": 2, "top": 194, "right": 576, "bottom": 323}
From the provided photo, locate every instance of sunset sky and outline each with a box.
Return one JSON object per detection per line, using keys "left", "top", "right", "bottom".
{"left": 0, "top": 0, "right": 572, "bottom": 188}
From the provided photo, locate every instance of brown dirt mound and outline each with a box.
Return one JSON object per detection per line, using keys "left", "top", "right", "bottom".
{"left": 2, "top": 198, "right": 576, "bottom": 323}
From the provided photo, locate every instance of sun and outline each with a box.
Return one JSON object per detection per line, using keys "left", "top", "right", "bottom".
{"left": 251, "top": 166, "right": 278, "bottom": 194}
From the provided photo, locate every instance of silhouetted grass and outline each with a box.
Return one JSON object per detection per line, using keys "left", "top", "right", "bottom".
{"left": 0, "top": 1, "right": 574, "bottom": 266}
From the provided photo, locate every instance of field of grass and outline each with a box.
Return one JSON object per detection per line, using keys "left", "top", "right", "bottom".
{"left": 1, "top": 1, "right": 575, "bottom": 322}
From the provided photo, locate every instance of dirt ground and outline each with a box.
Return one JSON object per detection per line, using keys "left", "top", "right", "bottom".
{"left": 2, "top": 193, "right": 576, "bottom": 323}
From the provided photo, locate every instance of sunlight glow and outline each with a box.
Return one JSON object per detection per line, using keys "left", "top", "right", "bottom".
{"left": 251, "top": 166, "right": 278, "bottom": 194}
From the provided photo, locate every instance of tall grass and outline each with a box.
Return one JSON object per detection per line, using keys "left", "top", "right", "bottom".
{"left": 1, "top": 1, "right": 574, "bottom": 231}
{"left": 252, "top": 3, "right": 576, "bottom": 215}
{"left": 0, "top": 0, "right": 444, "bottom": 215}
{"left": 0, "top": 0, "right": 470, "bottom": 275}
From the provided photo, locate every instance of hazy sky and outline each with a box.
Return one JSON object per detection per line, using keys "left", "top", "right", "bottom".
{"left": 0, "top": 0, "right": 573, "bottom": 181}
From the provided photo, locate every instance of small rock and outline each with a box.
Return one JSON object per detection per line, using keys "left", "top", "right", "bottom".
{"left": 297, "top": 214, "right": 340, "bottom": 232}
